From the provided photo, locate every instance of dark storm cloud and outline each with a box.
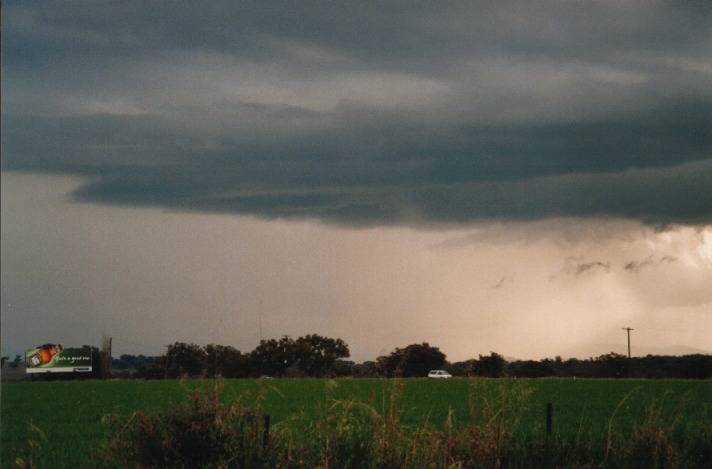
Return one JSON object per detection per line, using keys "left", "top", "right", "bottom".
{"left": 549, "top": 256, "right": 611, "bottom": 281}
{"left": 575, "top": 261, "right": 611, "bottom": 275}
{"left": 568, "top": 257, "right": 611, "bottom": 275}
{"left": 624, "top": 255, "right": 678, "bottom": 273}
{"left": 3, "top": 1, "right": 711, "bottom": 226}
{"left": 492, "top": 275, "right": 515, "bottom": 289}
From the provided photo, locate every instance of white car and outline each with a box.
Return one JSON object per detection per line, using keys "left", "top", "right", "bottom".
{"left": 428, "top": 370, "right": 452, "bottom": 378}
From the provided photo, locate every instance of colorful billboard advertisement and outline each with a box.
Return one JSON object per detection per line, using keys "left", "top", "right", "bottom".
{"left": 25, "top": 344, "right": 93, "bottom": 373}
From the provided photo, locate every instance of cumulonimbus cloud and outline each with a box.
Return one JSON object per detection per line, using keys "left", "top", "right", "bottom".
{"left": 2, "top": 2, "right": 711, "bottom": 228}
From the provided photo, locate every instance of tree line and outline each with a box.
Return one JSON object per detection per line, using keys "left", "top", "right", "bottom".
{"left": 104, "top": 334, "right": 712, "bottom": 380}
{"left": 114, "top": 335, "right": 351, "bottom": 379}
{"left": 505, "top": 352, "right": 712, "bottom": 379}
{"left": 110, "top": 338, "right": 451, "bottom": 379}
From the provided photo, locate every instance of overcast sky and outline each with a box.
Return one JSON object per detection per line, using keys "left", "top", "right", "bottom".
{"left": 2, "top": 1, "right": 711, "bottom": 362}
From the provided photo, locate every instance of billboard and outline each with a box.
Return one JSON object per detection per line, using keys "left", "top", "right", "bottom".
{"left": 25, "top": 344, "right": 93, "bottom": 373}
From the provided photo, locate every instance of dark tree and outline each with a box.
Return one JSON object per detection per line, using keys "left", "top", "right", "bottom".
{"left": 402, "top": 343, "right": 447, "bottom": 377}
{"left": 294, "top": 334, "right": 350, "bottom": 377}
{"left": 594, "top": 352, "right": 629, "bottom": 378}
{"left": 671, "top": 355, "right": 712, "bottom": 379}
{"left": 376, "top": 348, "right": 405, "bottom": 377}
{"left": 112, "top": 354, "right": 158, "bottom": 370}
{"left": 352, "top": 361, "right": 378, "bottom": 377}
{"left": 10, "top": 355, "right": 22, "bottom": 369}
{"left": 204, "top": 344, "right": 247, "bottom": 378}
{"left": 376, "top": 343, "right": 446, "bottom": 377}
{"left": 249, "top": 337, "right": 297, "bottom": 377}
{"left": 471, "top": 352, "right": 507, "bottom": 378}
{"left": 165, "top": 342, "right": 206, "bottom": 378}
{"left": 509, "top": 360, "right": 555, "bottom": 378}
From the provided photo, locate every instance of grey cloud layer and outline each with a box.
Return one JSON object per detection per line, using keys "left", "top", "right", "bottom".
{"left": 3, "top": 1, "right": 711, "bottom": 226}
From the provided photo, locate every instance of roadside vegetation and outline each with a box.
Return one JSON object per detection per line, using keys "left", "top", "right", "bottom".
{"left": 3, "top": 378, "right": 710, "bottom": 468}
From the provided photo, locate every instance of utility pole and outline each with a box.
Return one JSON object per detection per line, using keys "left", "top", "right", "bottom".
{"left": 622, "top": 327, "right": 633, "bottom": 358}
{"left": 258, "top": 300, "right": 264, "bottom": 342}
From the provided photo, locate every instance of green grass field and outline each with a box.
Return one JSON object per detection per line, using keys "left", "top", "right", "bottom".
{"left": 2, "top": 378, "right": 711, "bottom": 467}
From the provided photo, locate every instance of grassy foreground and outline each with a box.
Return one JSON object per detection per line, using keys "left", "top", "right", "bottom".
{"left": 2, "top": 378, "right": 711, "bottom": 467}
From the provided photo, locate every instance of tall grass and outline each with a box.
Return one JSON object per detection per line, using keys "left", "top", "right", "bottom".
{"left": 3, "top": 379, "right": 710, "bottom": 467}
{"left": 444, "top": 379, "right": 531, "bottom": 467}
{"left": 94, "top": 379, "right": 537, "bottom": 468}
{"left": 272, "top": 379, "right": 411, "bottom": 468}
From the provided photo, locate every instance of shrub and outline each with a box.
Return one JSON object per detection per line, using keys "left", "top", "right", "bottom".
{"left": 626, "top": 402, "right": 679, "bottom": 467}
{"left": 94, "top": 389, "right": 273, "bottom": 468}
